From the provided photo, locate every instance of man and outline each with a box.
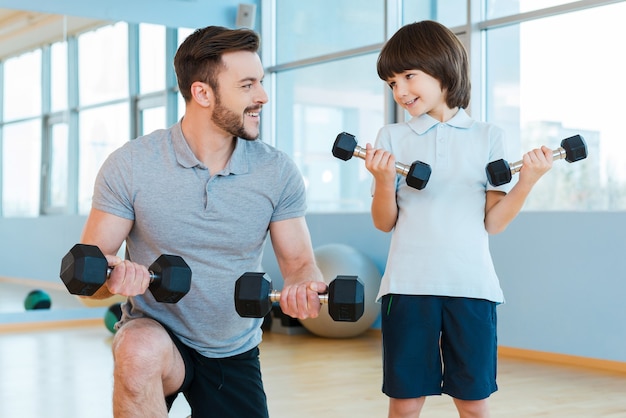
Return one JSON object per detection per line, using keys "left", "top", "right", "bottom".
{"left": 80, "top": 26, "right": 326, "bottom": 418}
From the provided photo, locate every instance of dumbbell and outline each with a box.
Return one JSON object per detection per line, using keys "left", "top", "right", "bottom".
{"left": 59, "top": 243, "right": 192, "bottom": 303}
{"left": 332, "top": 132, "right": 432, "bottom": 190}
{"left": 234, "top": 272, "right": 365, "bottom": 322}
{"left": 486, "top": 134, "right": 588, "bottom": 186}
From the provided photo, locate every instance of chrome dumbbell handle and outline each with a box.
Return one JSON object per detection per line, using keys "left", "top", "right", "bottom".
{"left": 106, "top": 267, "right": 157, "bottom": 283}
{"left": 352, "top": 144, "right": 412, "bottom": 177}
{"left": 508, "top": 147, "right": 568, "bottom": 176}
{"left": 268, "top": 290, "right": 329, "bottom": 304}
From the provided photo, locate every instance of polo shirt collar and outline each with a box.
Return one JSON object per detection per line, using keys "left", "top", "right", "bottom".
{"left": 171, "top": 121, "right": 250, "bottom": 174}
{"left": 408, "top": 108, "right": 474, "bottom": 135}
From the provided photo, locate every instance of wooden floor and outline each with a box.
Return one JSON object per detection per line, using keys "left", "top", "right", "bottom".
{"left": 1, "top": 278, "right": 626, "bottom": 417}
{"left": 1, "top": 324, "right": 626, "bottom": 417}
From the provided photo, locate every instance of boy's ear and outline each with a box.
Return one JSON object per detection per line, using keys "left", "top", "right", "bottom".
{"left": 190, "top": 81, "right": 213, "bottom": 107}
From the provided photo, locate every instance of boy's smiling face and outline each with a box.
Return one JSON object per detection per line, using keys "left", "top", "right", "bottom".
{"left": 387, "top": 70, "right": 453, "bottom": 121}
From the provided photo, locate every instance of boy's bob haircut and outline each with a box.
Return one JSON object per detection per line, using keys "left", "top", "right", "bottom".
{"left": 377, "top": 20, "right": 470, "bottom": 109}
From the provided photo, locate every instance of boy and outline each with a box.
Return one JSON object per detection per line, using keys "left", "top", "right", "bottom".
{"left": 365, "top": 20, "right": 553, "bottom": 418}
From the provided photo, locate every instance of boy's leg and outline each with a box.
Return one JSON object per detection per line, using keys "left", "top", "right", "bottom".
{"left": 453, "top": 398, "right": 490, "bottom": 418}
{"left": 381, "top": 294, "right": 444, "bottom": 418}
{"left": 388, "top": 397, "right": 426, "bottom": 418}
{"left": 441, "top": 297, "right": 497, "bottom": 418}
{"left": 112, "top": 318, "right": 186, "bottom": 418}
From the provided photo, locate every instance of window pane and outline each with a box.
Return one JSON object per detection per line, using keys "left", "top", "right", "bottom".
{"left": 275, "top": 54, "right": 384, "bottom": 212}
{"left": 51, "top": 41, "right": 68, "bottom": 112}
{"left": 3, "top": 50, "right": 42, "bottom": 121}
{"left": 487, "top": 0, "right": 576, "bottom": 19}
{"left": 403, "top": 0, "right": 467, "bottom": 27}
{"left": 78, "top": 22, "right": 128, "bottom": 106}
{"left": 141, "top": 106, "right": 166, "bottom": 135}
{"left": 2, "top": 120, "right": 41, "bottom": 217}
{"left": 485, "top": 2, "right": 626, "bottom": 210}
{"left": 275, "top": 0, "right": 384, "bottom": 64}
{"left": 78, "top": 102, "right": 130, "bottom": 214}
{"left": 49, "top": 123, "right": 69, "bottom": 209}
{"left": 139, "top": 23, "right": 166, "bottom": 94}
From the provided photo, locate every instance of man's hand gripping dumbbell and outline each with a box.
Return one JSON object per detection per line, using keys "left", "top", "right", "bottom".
{"left": 332, "top": 131, "right": 432, "bottom": 190}
{"left": 60, "top": 243, "right": 192, "bottom": 303}
{"left": 234, "top": 272, "right": 365, "bottom": 322}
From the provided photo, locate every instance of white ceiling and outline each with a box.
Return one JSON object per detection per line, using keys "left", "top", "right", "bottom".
{"left": 0, "top": 8, "right": 108, "bottom": 59}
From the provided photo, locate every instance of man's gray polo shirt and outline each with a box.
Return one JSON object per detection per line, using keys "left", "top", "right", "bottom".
{"left": 92, "top": 122, "right": 307, "bottom": 357}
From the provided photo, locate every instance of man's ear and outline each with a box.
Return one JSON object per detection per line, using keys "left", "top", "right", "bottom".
{"left": 190, "top": 81, "right": 213, "bottom": 107}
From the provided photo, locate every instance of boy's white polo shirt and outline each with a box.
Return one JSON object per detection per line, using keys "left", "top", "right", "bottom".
{"left": 374, "top": 109, "right": 512, "bottom": 303}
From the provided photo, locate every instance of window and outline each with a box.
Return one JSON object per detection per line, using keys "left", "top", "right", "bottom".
{"left": 487, "top": 0, "right": 577, "bottom": 19}
{"left": 485, "top": 1, "right": 626, "bottom": 209}
{"left": 78, "top": 23, "right": 128, "bottom": 106}
{"left": 50, "top": 42, "right": 68, "bottom": 113}
{"left": 403, "top": 0, "right": 467, "bottom": 27}
{"left": 274, "top": 0, "right": 384, "bottom": 65}
{"left": 1, "top": 50, "right": 42, "bottom": 217}
{"left": 78, "top": 103, "right": 130, "bottom": 214}
{"left": 275, "top": 54, "right": 384, "bottom": 212}
{"left": 2, "top": 50, "right": 41, "bottom": 121}
{"left": 1, "top": 120, "right": 41, "bottom": 217}
{"left": 139, "top": 23, "right": 166, "bottom": 94}
{"left": 46, "top": 122, "right": 69, "bottom": 210}
{"left": 141, "top": 106, "right": 166, "bottom": 136}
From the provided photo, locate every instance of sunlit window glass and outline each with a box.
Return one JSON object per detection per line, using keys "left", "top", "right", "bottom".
{"left": 275, "top": 54, "right": 384, "bottom": 212}
{"left": 486, "top": 2, "right": 626, "bottom": 210}
{"left": 78, "top": 102, "right": 130, "bottom": 214}
{"left": 2, "top": 120, "right": 41, "bottom": 217}
{"left": 49, "top": 122, "right": 69, "bottom": 208}
{"left": 487, "top": 0, "right": 576, "bottom": 20}
{"left": 141, "top": 106, "right": 166, "bottom": 135}
{"left": 139, "top": 23, "right": 166, "bottom": 94}
{"left": 50, "top": 41, "right": 68, "bottom": 112}
{"left": 403, "top": 0, "right": 467, "bottom": 27}
{"left": 3, "top": 50, "right": 42, "bottom": 121}
{"left": 275, "top": 0, "right": 383, "bottom": 64}
{"left": 78, "top": 22, "right": 129, "bottom": 106}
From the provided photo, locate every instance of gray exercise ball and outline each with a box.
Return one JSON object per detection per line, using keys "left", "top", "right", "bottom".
{"left": 300, "top": 243, "right": 382, "bottom": 338}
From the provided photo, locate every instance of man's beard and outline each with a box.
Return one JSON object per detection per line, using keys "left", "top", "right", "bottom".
{"left": 211, "top": 94, "right": 259, "bottom": 141}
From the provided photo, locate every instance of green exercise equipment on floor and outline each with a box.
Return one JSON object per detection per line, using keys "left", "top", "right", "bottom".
{"left": 24, "top": 289, "right": 52, "bottom": 310}
{"left": 104, "top": 302, "right": 123, "bottom": 334}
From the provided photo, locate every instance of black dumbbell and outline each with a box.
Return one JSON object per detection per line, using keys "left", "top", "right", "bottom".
{"left": 234, "top": 272, "right": 365, "bottom": 322}
{"left": 486, "top": 134, "right": 588, "bottom": 186}
{"left": 59, "top": 243, "right": 192, "bottom": 303}
{"left": 332, "top": 131, "right": 432, "bottom": 190}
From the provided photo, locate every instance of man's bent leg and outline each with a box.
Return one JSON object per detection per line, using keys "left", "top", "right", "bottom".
{"left": 111, "top": 318, "right": 186, "bottom": 418}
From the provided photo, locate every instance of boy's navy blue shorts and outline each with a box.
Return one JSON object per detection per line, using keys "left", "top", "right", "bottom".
{"left": 164, "top": 327, "right": 269, "bottom": 418}
{"left": 380, "top": 294, "right": 498, "bottom": 401}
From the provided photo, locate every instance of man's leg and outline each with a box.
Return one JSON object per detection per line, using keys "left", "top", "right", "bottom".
{"left": 111, "top": 318, "right": 186, "bottom": 418}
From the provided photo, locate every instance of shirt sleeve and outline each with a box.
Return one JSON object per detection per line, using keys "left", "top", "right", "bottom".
{"left": 91, "top": 144, "right": 136, "bottom": 220}
{"left": 270, "top": 154, "right": 307, "bottom": 222}
{"left": 487, "top": 125, "right": 516, "bottom": 194}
